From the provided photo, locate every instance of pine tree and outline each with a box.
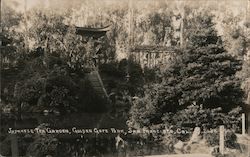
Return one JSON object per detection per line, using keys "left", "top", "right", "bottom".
{"left": 158, "top": 11, "right": 243, "bottom": 113}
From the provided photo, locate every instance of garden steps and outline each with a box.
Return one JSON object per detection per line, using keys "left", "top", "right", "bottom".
{"left": 86, "top": 70, "right": 108, "bottom": 98}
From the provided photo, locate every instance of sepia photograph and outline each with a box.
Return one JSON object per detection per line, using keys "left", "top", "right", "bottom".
{"left": 0, "top": 0, "right": 250, "bottom": 156}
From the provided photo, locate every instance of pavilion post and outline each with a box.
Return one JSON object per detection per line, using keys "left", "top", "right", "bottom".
{"left": 242, "top": 113, "right": 246, "bottom": 135}
{"left": 219, "top": 125, "right": 224, "bottom": 155}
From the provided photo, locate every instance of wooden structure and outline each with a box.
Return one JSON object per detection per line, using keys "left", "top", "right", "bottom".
{"left": 75, "top": 26, "right": 110, "bottom": 39}
{"left": 127, "top": 1, "right": 184, "bottom": 69}
{"left": 130, "top": 45, "right": 176, "bottom": 69}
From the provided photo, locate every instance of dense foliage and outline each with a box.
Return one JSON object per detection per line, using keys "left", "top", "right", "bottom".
{"left": 163, "top": 105, "right": 242, "bottom": 131}
{"left": 205, "top": 130, "right": 239, "bottom": 149}
{"left": 159, "top": 11, "right": 243, "bottom": 112}
{"left": 100, "top": 59, "right": 144, "bottom": 95}
{"left": 11, "top": 54, "right": 107, "bottom": 113}
{"left": 26, "top": 124, "right": 59, "bottom": 157}
{"left": 127, "top": 11, "right": 244, "bottom": 146}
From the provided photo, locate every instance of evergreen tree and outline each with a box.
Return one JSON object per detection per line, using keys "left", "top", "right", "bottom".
{"left": 158, "top": 11, "right": 243, "bottom": 113}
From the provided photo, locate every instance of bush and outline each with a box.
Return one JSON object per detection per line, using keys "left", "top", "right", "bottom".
{"left": 26, "top": 124, "right": 59, "bottom": 157}
{"left": 45, "top": 73, "right": 77, "bottom": 111}
{"left": 204, "top": 130, "right": 238, "bottom": 149}
{"left": 15, "top": 77, "right": 45, "bottom": 104}
{"left": 160, "top": 104, "right": 242, "bottom": 150}
{"left": 127, "top": 84, "right": 160, "bottom": 129}
{"left": 225, "top": 131, "right": 238, "bottom": 149}
{"left": 162, "top": 104, "right": 242, "bottom": 131}
{"left": 0, "top": 139, "right": 11, "bottom": 156}
{"left": 161, "top": 132, "right": 178, "bottom": 154}
{"left": 204, "top": 131, "right": 219, "bottom": 147}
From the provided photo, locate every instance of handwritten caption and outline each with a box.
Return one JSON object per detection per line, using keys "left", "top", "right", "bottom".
{"left": 7, "top": 127, "right": 215, "bottom": 135}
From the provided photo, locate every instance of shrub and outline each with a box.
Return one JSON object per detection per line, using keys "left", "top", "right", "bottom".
{"left": 163, "top": 104, "right": 242, "bottom": 131}
{"left": 161, "top": 132, "right": 178, "bottom": 154}
{"left": 0, "top": 139, "right": 11, "bottom": 156}
{"left": 26, "top": 124, "right": 59, "bottom": 157}
{"left": 204, "top": 130, "right": 238, "bottom": 149}
{"left": 225, "top": 131, "right": 238, "bottom": 149}
{"left": 15, "top": 77, "right": 45, "bottom": 104}
{"left": 160, "top": 104, "right": 241, "bottom": 150}
{"left": 204, "top": 131, "right": 219, "bottom": 147}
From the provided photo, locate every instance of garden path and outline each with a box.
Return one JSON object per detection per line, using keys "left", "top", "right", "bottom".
{"left": 143, "top": 154, "right": 212, "bottom": 157}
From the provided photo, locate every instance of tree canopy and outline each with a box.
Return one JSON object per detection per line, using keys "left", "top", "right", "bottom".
{"left": 159, "top": 11, "right": 243, "bottom": 112}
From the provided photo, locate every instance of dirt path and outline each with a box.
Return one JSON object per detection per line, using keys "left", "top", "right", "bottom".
{"left": 143, "top": 154, "right": 212, "bottom": 157}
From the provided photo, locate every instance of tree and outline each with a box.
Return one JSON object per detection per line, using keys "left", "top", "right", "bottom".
{"left": 127, "top": 83, "right": 161, "bottom": 129}
{"left": 216, "top": 11, "right": 248, "bottom": 60}
{"left": 157, "top": 11, "right": 243, "bottom": 113}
